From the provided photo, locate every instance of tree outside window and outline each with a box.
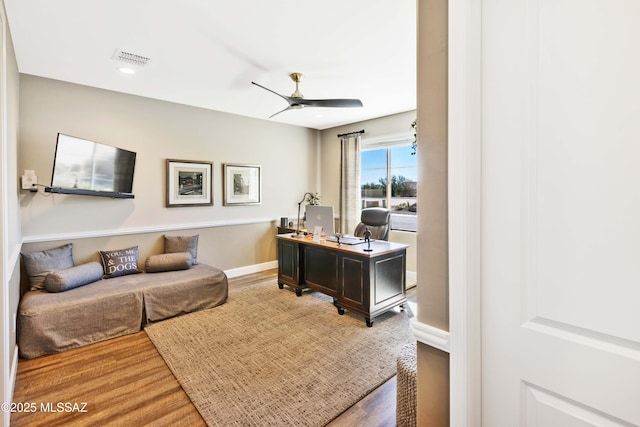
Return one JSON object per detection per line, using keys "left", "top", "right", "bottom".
{"left": 360, "top": 144, "right": 417, "bottom": 232}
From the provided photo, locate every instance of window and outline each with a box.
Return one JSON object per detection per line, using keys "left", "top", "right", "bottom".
{"left": 361, "top": 143, "right": 417, "bottom": 232}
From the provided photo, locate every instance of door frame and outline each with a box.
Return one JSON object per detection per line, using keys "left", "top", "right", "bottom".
{"left": 447, "top": 0, "right": 482, "bottom": 424}
{"left": 411, "top": 0, "right": 482, "bottom": 424}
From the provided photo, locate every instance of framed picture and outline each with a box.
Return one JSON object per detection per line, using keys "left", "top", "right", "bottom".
{"left": 223, "top": 164, "right": 261, "bottom": 206}
{"left": 166, "top": 159, "right": 213, "bottom": 207}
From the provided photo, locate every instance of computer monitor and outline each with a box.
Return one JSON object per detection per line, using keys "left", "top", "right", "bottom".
{"left": 305, "top": 205, "right": 335, "bottom": 236}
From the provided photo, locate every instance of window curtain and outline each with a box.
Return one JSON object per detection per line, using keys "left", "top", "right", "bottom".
{"left": 339, "top": 134, "right": 361, "bottom": 234}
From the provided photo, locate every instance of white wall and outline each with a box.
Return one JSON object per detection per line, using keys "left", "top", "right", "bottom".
{"left": 19, "top": 75, "right": 319, "bottom": 270}
{"left": 0, "top": 1, "right": 21, "bottom": 425}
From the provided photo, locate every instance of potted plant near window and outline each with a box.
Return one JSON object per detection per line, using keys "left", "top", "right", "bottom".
{"left": 411, "top": 120, "right": 417, "bottom": 155}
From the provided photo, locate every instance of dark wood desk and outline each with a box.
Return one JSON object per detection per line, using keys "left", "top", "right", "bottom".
{"left": 276, "top": 233, "right": 408, "bottom": 326}
{"left": 276, "top": 225, "right": 300, "bottom": 234}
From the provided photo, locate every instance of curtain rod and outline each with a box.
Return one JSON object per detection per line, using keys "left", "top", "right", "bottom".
{"left": 337, "top": 129, "right": 365, "bottom": 138}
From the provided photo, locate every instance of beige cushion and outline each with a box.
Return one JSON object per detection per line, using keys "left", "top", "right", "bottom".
{"left": 22, "top": 243, "right": 74, "bottom": 291}
{"left": 44, "top": 262, "right": 104, "bottom": 293}
{"left": 164, "top": 235, "right": 199, "bottom": 264}
{"left": 145, "top": 252, "right": 193, "bottom": 273}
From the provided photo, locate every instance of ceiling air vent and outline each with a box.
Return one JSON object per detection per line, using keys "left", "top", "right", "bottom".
{"left": 113, "top": 49, "right": 151, "bottom": 66}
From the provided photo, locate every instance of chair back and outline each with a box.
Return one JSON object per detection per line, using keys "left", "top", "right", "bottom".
{"left": 354, "top": 208, "right": 391, "bottom": 241}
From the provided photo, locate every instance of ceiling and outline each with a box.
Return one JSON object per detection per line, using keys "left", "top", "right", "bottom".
{"left": 3, "top": 0, "right": 416, "bottom": 130}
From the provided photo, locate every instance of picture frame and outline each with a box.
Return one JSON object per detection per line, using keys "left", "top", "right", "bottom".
{"left": 166, "top": 159, "right": 213, "bottom": 207}
{"left": 223, "top": 163, "right": 261, "bottom": 206}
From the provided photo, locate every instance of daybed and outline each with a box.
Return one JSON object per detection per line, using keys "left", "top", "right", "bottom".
{"left": 17, "top": 237, "right": 228, "bottom": 359}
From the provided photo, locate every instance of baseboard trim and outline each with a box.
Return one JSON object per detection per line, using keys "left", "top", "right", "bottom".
{"left": 5, "top": 346, "right": 19, "bottom": 427}
{"left": 9, "top": 346, "right": 18, "bottom": 399}
{"left": 406, "top": 270, "right": 417, "bottom": 288}
{"left": 224, "top": 261, "right": 278, "bottom": 278}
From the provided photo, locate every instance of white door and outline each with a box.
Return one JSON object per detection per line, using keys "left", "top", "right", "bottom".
{"left": 481, "top": 0, "right": 640, "bottom": 425}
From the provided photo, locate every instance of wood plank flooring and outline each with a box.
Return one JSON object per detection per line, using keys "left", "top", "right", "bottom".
{"left": 12, "top": 331, "right": 205, "bottom": 426}
{"left": 12, "top": 270, "right": 412, "bottom": 426}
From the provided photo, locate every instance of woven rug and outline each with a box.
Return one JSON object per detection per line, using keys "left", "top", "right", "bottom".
{"left": 145, "top": 275, "right": 414, "bottom": 427}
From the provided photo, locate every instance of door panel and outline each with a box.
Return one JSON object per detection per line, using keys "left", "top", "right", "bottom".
{"left": 534, "top": 0, "right": 640, "bottom": 343}
{"left": 482, "top": 0, "right": 640, "bottom": 425}
{"left": 304, "top": 246, "right": 339, "bottom": 295}
{"left": 524, "top": 383, "right": 635, "bottom": 427}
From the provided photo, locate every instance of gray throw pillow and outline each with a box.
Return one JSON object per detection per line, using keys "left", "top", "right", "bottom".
{"left": 22, "top": 243, "right": 74, "bottom": 291}
{"left": 99, "top": 246, "right": 142, "bottom": 278}
{"left": 44, "top": 262, "right": 104, "bottom": 292}
{"left": 145, "top": 252, "right": 193, "bottom": 273}
{"left": 164, "top": 235, "right": 199, "bottom": 264}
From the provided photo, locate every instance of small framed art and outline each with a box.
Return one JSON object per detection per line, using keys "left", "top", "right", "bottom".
{"left": 223, "top": 164, "right": 261, "bottom": 206}
{"left": 166, "top": 159, "right": 213, "bottom": 207}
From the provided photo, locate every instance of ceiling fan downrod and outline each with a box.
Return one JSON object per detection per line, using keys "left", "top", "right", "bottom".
{"left": 290, "top": 72, "right": 304, "bottom": 99}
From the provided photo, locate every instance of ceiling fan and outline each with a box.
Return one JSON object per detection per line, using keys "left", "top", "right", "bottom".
{"left": 251, "top": 73, "right": 363, "bottom": 118}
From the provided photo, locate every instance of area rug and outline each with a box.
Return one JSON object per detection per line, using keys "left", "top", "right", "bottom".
{"left": 144, "top": 276, "right": 415, "bottom": 427}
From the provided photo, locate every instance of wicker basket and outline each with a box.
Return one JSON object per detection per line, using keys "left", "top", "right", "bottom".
{"left": 396, "top": 342, "right": 417, "bottom": 427}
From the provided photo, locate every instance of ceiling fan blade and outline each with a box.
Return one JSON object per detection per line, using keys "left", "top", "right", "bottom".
{"left": 268, "top": 105, "right": 297, "bottom": 118}
{"left": 252, "top": 77, "right": 363, "bottom": 118}
{"left": 296, "top": 98, "right": 363, "bottom": 108}
{"left": 251, "top": 81, "right": 290, "bottom": 103}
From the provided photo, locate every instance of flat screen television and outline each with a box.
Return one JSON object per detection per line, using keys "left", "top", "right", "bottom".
{"left": 48, "top": 133, "right": 136, "bottom": 198}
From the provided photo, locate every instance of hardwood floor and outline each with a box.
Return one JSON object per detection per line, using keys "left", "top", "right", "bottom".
{"left": 326, "top": 377, "right": 398, "bottom": 427}
{"left": 12, "top": 270, "right": 414, "bottom": 426}
{"left": 12, "top": 331, "right": 205, "bottom": 427}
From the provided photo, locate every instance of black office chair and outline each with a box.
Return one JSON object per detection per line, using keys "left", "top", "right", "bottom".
{"left": 354, "top": 208, "right": 391, "bottom": 241}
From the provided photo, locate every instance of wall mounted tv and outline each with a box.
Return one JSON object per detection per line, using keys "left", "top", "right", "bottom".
{"left": 46, "top": 133, "right": 136, "bottom": 199}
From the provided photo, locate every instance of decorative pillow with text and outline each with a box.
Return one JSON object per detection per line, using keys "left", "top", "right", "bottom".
{"left": 99, "top": 246, "right": 142, "bottom": 279}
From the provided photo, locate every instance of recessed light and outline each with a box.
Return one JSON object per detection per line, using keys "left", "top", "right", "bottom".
{"left": 119, "top": 67, "right": 136, "bottom": 75}
{"left": 315, "top": 114, "right": 323, "bottom": 118}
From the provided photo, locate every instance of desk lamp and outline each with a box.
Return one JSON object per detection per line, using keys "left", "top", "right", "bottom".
{"left": 295, "top": 192, "right": 315, "bottom": 236}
